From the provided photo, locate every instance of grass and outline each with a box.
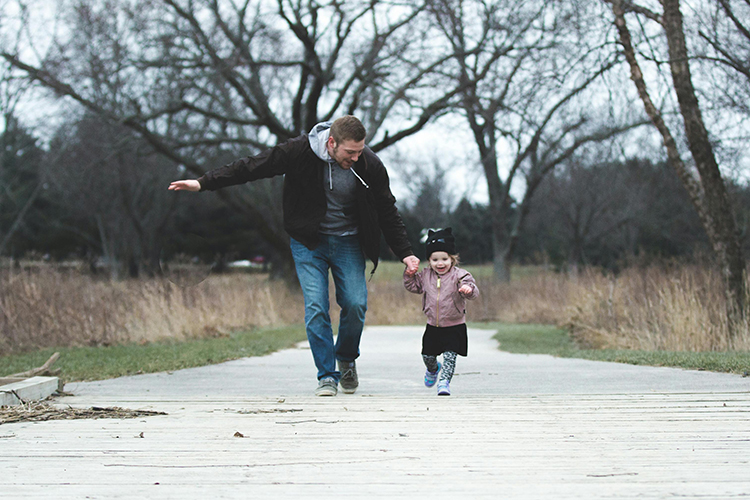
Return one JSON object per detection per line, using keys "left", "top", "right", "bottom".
{"left": 5, "top": 321, "right": 747, "bottom": 384}
{"left": 0, "top": 324, "right": 306, "bottom": 382}
{"left": 484, "top": 322, "right": 750, "bottom": 375}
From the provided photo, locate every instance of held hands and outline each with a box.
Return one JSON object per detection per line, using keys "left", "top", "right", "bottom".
{"left": 168, "top": 180, "right": 201, "bottom": 192}
{"left": 403, "top": 255, "right": 420, "bottom": 276}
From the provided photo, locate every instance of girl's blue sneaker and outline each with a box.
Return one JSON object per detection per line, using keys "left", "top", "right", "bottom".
{"left": 437, "top": 380, "right": 450, "bottom": 396}
{"left": 424, "top": 362, "right": 441, "bottom": 387}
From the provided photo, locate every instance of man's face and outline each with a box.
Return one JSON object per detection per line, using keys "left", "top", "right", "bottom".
{"left": 328, "top": 137, "right": 365, "bottom": 169}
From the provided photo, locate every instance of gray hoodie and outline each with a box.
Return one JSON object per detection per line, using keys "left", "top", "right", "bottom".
{"left": 308, "top": 122, "right": 366, "bottom": 236}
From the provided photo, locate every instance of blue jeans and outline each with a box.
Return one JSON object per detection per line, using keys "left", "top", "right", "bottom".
{"left": 290, "top": 235, "right": 367, "bottom": 382}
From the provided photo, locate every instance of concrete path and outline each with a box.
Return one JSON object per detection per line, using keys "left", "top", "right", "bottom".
{"left": 2, "top": 326, "right": 750, "bottom": 499}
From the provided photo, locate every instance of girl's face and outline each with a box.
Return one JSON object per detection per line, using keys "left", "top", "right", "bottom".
{"left": 429, "top": 251, "right": 452, "bottom": 275}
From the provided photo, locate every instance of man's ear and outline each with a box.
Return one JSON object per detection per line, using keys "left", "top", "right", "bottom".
{"left": 327, "top": 136, "right": 336, "bottom": 149}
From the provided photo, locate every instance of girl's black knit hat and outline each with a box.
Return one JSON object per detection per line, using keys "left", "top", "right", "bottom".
{"left": 425, "top": 227, "right": 456, "bottom": 258}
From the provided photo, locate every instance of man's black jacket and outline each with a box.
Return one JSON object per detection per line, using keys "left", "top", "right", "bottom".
{"left": 197, "top": 134, "right": 414, "bottom": 270}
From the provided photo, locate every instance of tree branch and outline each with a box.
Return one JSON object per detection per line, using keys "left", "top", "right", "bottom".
{"left": 1, "top": 51, "right": 291, "bottom": 259}
{"left": 601, "top": 0, "right": 663, "bottom": 24}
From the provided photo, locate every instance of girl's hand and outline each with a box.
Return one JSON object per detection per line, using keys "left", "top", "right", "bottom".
{"left": 403, "top": 255, "right": 420, "bottom": 276}
{"left": 458, "top": 284, "right": 472, "bottom": 295}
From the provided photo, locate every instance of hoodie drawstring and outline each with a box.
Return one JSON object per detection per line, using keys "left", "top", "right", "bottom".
{"left": 328, "top": 163, "right": 370, "bottom": 190}
{"left": 350, "top": 167, "right": 369, "bottom": 189}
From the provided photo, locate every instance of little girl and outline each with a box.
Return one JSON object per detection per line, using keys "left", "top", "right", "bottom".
{"left": 403, "top": 227, "right": 479, "bottom": 396}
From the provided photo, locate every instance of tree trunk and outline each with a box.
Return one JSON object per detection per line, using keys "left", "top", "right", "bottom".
{"left": 480, "top": 139, "right": 513, "bottom": 283}
{"left": 660, "top": 0, "right": 746, "bottom": 337}
{"left": 492, "top": 232, "right": 512, "bottom": 283}
{"left": 612, "top": 0, "right": 746, "bottom": 341}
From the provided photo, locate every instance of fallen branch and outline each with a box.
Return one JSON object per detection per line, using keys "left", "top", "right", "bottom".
{"left": 6, "top": 353, "right": 60, "bottom": 378}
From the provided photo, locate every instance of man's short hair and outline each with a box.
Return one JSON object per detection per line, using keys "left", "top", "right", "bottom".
{"left": 330, "top": 115, "right": 366, "bottom": 144}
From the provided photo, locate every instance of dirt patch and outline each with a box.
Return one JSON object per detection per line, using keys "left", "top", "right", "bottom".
{"left": 0, "top": 400, "right": 167, "bottom": 425}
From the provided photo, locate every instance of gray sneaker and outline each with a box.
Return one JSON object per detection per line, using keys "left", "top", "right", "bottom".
{"left": 338, "top": 360, "right": 358, "bottom": 394}
{"left": 315, "top": 377, "right": 338, "bottom": 397}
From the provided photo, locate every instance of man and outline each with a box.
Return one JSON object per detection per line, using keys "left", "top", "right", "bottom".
{"left": 169, "top": 116, "right": 420, "bottom": 396}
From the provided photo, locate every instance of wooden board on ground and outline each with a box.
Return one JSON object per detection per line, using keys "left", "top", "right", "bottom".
{"left": 0, "top": 376, "right": 62, "bottom": 406}
{"left": 1, "top": 392, "right": 748, "bottom": 499}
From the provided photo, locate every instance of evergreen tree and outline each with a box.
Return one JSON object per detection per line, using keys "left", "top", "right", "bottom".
{"left": 0, "top": 114, "right": 46, "bottom": 257}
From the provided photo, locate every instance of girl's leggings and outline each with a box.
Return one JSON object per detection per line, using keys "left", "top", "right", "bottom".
{"left": 422, "top": 351, "right": 457, "bottom": 382}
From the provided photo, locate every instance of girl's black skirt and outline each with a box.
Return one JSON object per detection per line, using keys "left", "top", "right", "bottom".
{"left": 421, "top": 323, "right": 468, "bottom": 357}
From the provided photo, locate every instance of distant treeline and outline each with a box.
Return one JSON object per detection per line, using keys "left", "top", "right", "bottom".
{"left": 3, "top": 113, "right": 746, "bottom": 277}
{"left": 395, "top": 156, "right": 746, "bottom": 272}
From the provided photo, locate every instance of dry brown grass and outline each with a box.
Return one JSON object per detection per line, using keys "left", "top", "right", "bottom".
{"left": 0, "top": 267, "right": 302, "bottom": 354}
{"left": 364, "top": 273, "right": 574, "bottom": 326}
{"left": 2, "top": 261, "right": 749, "bottom": 355}
{"left": 564, "top": 265, "right": 750, "bottom": 352}
{"left": 366, "top": 262, "right": 750, "bottom": 352}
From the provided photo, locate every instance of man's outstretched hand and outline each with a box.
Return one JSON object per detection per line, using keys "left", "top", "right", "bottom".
{"left": 403, "top": 255, "right": 420, "bottom": 276}
{"left": 168, "top": 180, "right": 201, "bottom": 192}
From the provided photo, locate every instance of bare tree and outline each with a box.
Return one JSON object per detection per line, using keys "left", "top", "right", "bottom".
{"left": 695, "top": 0, "right": 750, "bottom": 112}
{"left": 43, "top": 114, "right": 179, "bottom": 278}
{"left": 607, "top": 0, "right": 746, "bottom": 340}
{"left": 1, "top": 0, "right": 464, "bottom": 278}
{"left": 534, "top": 157, "right": 644, "bottom": 273}
{"left": 692, "top": 0, "right": 750, "bottom": 177}
{"left": 428, "top": 0, "right": 643, "bottom": 281}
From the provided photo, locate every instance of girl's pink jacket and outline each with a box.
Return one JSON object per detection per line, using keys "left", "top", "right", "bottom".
{"left": 403, "top": 266, "right": 479, "bottom": 327}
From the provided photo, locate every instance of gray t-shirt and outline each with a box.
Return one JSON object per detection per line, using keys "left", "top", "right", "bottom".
{"left": 307, "top": 121, "right": 360, "bottom": 236}
{"left": 320, "top": 162, "right": 359, "bottom": 236}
